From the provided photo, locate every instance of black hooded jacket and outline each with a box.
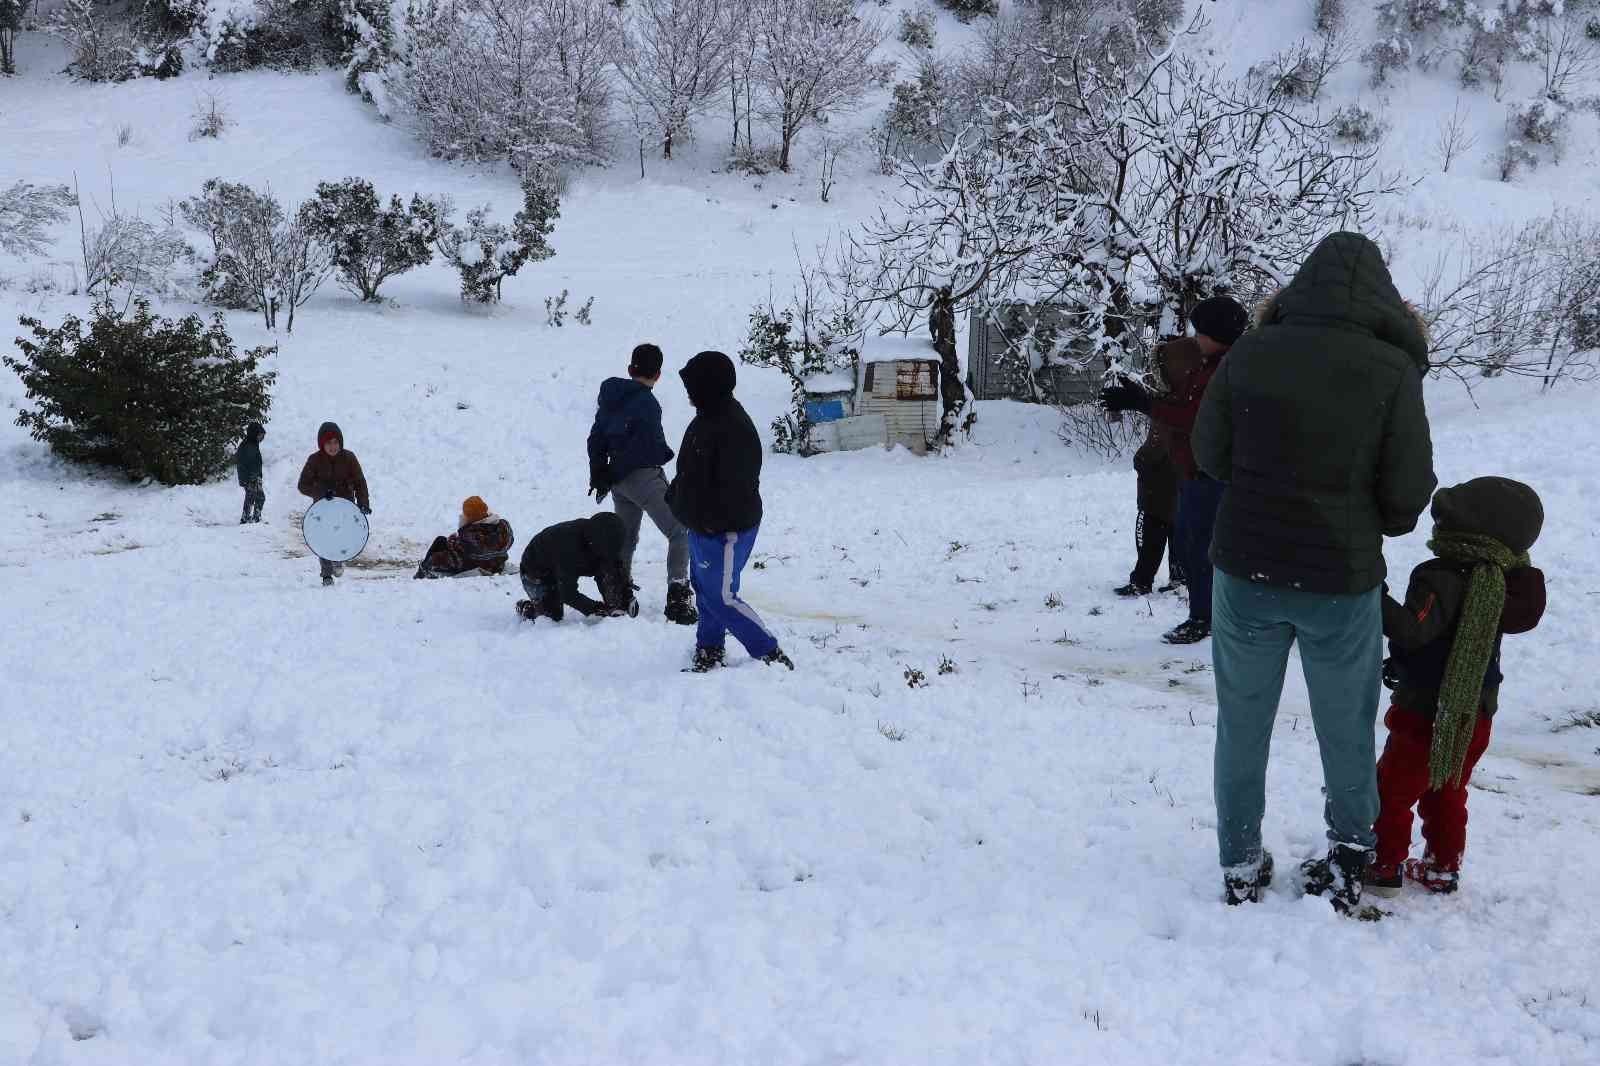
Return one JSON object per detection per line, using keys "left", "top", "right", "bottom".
{"left": 1193, "top": 232, "right": 1436, "bottom": 594}
{"left": 667, "top": 351, "right": 763, "bottom": 535}
{"left": 236, "top": 422, "right": 264, "bottom": 485}
{"left": 520, "top": 513, "right": 627, "bottom": 616}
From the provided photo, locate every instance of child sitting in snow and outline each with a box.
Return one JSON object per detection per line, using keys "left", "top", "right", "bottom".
{"left": 515, "top": 512, "right": 638, "bottom": 623}
{"left": 415, "top": 496, "right": 515, "bottom": 578}
{"left": 236, "top": 422, "right": 266, "bottom": 524}
{"left": 1367, "top": 477, "right": 1546, "bottom": 897}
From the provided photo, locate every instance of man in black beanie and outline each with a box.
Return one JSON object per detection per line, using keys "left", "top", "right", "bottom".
{"left": 1102, "top": 294, "right": 1249, "bottom": 644}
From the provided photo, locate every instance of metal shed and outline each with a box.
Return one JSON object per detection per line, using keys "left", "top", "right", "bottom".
{"left": 967, "top": 302, "right": 1110, "bottom": 404}
{"left": 856, "top": 337, "right": 942, "bottom": 455}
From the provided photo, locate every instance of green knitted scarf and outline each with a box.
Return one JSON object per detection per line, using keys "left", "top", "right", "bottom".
{"left": 1426, "top": 530, "right": 1531, "bottom": 789}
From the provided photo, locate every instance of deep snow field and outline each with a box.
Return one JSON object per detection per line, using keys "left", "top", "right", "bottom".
{"left": 3, "top": 2, "right": 1600, "bottom": 1063}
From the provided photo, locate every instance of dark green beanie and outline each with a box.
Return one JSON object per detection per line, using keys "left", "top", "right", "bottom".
{"left": 1431, "top": 477, "right": 1543, "bottom": 554}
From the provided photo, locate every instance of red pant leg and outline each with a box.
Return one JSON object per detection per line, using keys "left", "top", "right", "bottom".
{"left": 1417, "top": 715, "right": 1495, "bottom": 870}
{"left": 1373, "top": 706, "right": 1436, "bottom": 868}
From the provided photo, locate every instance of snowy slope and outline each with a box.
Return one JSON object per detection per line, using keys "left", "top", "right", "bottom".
{"left": 3, "top": 6, "right": 1600, "bottom": 1063}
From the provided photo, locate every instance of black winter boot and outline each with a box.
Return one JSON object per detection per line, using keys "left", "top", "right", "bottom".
{"left": 1162, "top": 619, "right": 1211, "bottom": 645}
{"left": 1302, "top": 844, "right": 1381, "bottom": 918}
{"left": 761, "top": 648, "right": 795, "bottom": 671}
{"left": 688, "top": 646, "right": 726, "bottom": 673}
{"left": 665, "top": 581, "right": 699, "bottom": 625}
{"left": 1114, "top": 582, "right": 1152, "bottom": 597}
{"left": 1222, "top": 850, "right": 1274, "bottom": 906}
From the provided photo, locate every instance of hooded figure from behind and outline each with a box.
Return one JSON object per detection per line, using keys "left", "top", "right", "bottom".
{"left": 516, "top": 512, "right": 637, "bottom": 622}
{"left": 236, "top": 421, "right": 266, "bottom": 524}
{"left": 667, "top": 351, "right": 791, "bottom": 673}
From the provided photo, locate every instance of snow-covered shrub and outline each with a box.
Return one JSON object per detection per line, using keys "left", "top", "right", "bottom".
{"left": 1314, "top": 0, "right": 1346, "bottom": 35}
{"left": 1331, "top": 103, "right": 1390, "bottom": 144}
{"left": 395, "top": 0, "right": 616, "bottom": 170}
{"left": 543, "top": 289, "right": 592, "bottom": 327}
{"left": 1509, "top": 96, "right": 1571, "bottom": 158}
{"left": 297, "top": 178, "right": 440, "bottom": 302}
{"left": 883, "top": 55, "right": 953, "bottom": 161}
{"left": 5, "top": 298, "right": 277, "bottom": 485}
{"left": 189, "top": 92, "right": 230, "bottom": 140}
{"left": 897, "top": 7, "right": 936, "bottom": 50}
{"left": 79, "top": 210, "right": 192, "bottom": 298}
{"left": 177, "top": 179, "right": 332, "bottom": 331}
{"left": 933, "top": 0, "right": 994, "bottom": 21}
{"left": 738, "top": 276, "right": 861, "bottom": 456}
{"left": 1361, "top": 33, "right": 1412, "bottom": 86}
{"left": 338, "top": 0, "right": 394, "bottom": 101}
{"left": 1496, "top": 139, "right": 1538, "bottom": 180}
{"left": 51, "top": 0, "right": 139, "bottom": 81}
{"left": 435, "top": 173, "right": 560, "bottom": 304}
{"left": 0, "top": 181, "right": 76, "bottom": 259}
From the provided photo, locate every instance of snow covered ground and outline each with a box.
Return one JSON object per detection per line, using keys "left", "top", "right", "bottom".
{"left": 3, "top": 4, "right": 1600, "bottom": 1063}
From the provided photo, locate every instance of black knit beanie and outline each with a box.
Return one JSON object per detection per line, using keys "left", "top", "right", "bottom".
{"left": 1432, "top": 477, "right": 1544, "bottom": 554}
{"left": 1190, "top": 296, "right": 1250, "bottom": 347}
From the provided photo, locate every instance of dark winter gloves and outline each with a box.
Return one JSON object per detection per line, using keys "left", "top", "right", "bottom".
{"left": 1099, "top": 377, "right": 1152, "bottom": 415}
{"left": 323, "top": 490, "right": 335, "bottom": 500}
{"left": 588, "top": 460, "right": 611, "bottom": 504}
{"left": 360, "top": 504, "right": 372, "bottom": 515}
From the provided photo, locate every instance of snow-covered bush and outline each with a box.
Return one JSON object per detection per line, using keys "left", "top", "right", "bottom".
{"left": 897, "top": 7, "right": 936, "bottom": 49}
{"left": 177, "top": 179, "right": 332, "bottom": 331}
{"left": 297, "top": 178, "right": 439, "bottom": 302}
{"left": 78, "top": 209, "right": 191, "bottom": 299}
{"left": 1314, "top": 0, "right": 1346, "bottom": 36}
{"left": 435, "top": 173, "right": 560, "bottom": 304}
{"left": 1361, "top": 33, "right": 1412, "bottom": 85}
{"left": 542, "top": 289, "right": 593, "bottom": 327}
{"left": 1332, "top": 103, "right": 1390, "bottom": 144}
{"left": 1496, "top": 139, "right": 1538, "bottom": 180}
{"left": 1510, "top": 96, "right": 1571, "bottom": 156}
{"left": 1417, "top": 210, "right": 1600, "bottom": 386}
{"left": 882, "top": 55, "right": 953, "bottom": 162}
{"left": 5, "top": 298, "right": 277, "bottom": 485}
{"left": 0, "top": 181, "right": 76, "bottom": 259}
{"left": 395, "top": 0, "right": 616, "bottom": 170}
{"left": 338, "top": 0, "right": 394, "bottom": 101}
{"left": 933, "top": 0, "right": 994, "bottom": 21}
{"left": 189, "top": 92, "right": 230, "bottom": 140}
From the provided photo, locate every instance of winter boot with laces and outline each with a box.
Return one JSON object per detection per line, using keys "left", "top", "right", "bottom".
{"left": 1404, "top": 856, "right": 1460, "bottom": 895}
{"left": 665, "top": 581, "right": 699, "bottom": 625}
{"left": 1301, "top": 843, "right": 1378, "bottom": 916}
{"left": 1161, "top": 619, "right": 1211, "bottom": 645}
{"left": 688, "top": 646, "right": 727, "bottom": 673}
{"left": 1222, "top": 850, "right": 1275, "bottom": 906}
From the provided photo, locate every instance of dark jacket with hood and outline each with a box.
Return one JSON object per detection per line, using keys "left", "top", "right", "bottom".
{"left": 1384, "top": 478, "right": 1547, "bottom": 719}
{"left": 520, "top": 513, "right": 628, "bottom": 617}
{"left": 236, "top": 423, "right": 264, "bottom": 485}
{"left": 667, "top": 351, "right": 763, "bottom": 535}
{"left": 1149, "top": 336, "right": 1222, "bottom": 480}
{"left": 1193, "top": 232, "right": 1437, "bottom": 594}
{"left": 297, "top": 422, "right": 370, "bottom": 510}
{"left": 587, "top": 377, "right": 674, "bottom": 490}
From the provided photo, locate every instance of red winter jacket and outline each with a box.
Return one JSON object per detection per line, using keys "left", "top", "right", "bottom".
{"left": 1149, "top": 348, "right": 1225, "bottom": 479}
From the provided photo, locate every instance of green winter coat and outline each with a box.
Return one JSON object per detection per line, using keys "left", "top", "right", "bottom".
{"left": 1193, "top": 232, "right": 1437, "bottom": 594}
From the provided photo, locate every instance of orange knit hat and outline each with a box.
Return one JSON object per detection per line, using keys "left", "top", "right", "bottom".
{"left": 461, "top": 496, "right": 489, "bottom": 525}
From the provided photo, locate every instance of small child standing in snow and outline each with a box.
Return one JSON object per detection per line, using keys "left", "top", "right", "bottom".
{"left": 1367, "top": 477, "right": 1546, "bottom": 897}
{"left": 297, "top": 421, "right": 371, "bottom": 586}
{"left": 237, "top": 422, "right": 266, "bottom": 524}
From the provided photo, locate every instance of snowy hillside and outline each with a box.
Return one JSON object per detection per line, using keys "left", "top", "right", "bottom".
{"left": 3, "top": 2, "right": 1600, "bottom": 1063}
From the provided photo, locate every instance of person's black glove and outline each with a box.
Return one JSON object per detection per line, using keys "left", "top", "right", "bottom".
{"left": 359, "top": 504, "right": 371, "bottom": 516}
{"left": 1381, "top": 657, "right": 1400, "bottom": 691}
{"left": 588, "top": 462, "right": 611, "bottom": 505}
{"left": 1099, "top": 377, "right": 1151, "bottom": 415}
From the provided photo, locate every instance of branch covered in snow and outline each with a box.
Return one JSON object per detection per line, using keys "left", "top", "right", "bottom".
{"left": 0, "top": 181, "right": 77, "bottom": 259}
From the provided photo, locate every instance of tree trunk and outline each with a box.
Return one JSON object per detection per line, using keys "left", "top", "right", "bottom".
{"left": 731, "top": 74, "right": 740, "bottom": 151}
{"left": 663, "top": 130, "right": 673, "bottom": 159}
{"left": 929, "top": 291, "right": 970, "bottom": 446}
{"left": 779, "top": 126, "right": 795, "bottom": 172}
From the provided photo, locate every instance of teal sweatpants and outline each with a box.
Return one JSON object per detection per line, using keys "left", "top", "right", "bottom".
{"left": 1211, "top": 570, "right": 1383, "bottom": 869}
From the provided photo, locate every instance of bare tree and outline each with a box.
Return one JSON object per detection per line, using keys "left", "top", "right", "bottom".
{"left": 816, "top": 130, "right": 849, "bottom": 202}
{"left": 748, "top": 0, "right": 891, "bottom": 171}
{"left": 1, "top": 0, "right": 29, "bottom": 75}
{"left": 1534, "top": 12, "right": 1598, "bottom": 100}
{"left": 1431, "top": 97, "right": 1479, "bottom": 173}
{"left": 614, "top": 0, "right": 728, "bottom": 161}
{"left": 0, "top": 180, "right": 76, "bottom": 258}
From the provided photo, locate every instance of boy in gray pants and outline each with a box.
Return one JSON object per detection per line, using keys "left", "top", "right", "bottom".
{"left": 587, "top": 343, "right": 697, "bottom": 625}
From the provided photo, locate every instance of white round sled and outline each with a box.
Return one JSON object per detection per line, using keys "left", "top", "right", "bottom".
{"left": 302, "top": 496, "right": 370, "bottom": 562}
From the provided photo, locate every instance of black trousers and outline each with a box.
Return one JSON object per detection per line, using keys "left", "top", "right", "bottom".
{"left": 1131, "top": 510, "right": 1184, "bottom": 589}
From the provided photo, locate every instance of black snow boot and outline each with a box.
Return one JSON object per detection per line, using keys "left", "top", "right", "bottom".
{"left": 1162, "top": 619, "right": 1211, "bottom": 645}
{"left": 1222, "top": 850, "right": 1274, "bottom": 906}
{"left": 1114, "top": 581, "right": 1152, "bottom": 598}
{"left": 688, "top": 646, "right": 726, "bottom": 673}
{"left": 761, "top": 648, "right": 795, "bottom": 671}
{"left": 1301, "top": 844, "right": 1380, "bottom": 918}
{"left": 665, "top": 581, "right": 699, "bottom": 625}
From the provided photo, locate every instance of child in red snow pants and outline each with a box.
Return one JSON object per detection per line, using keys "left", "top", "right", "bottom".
{"left": 1374, "top": 705, "right": 1494, "bottom": 872}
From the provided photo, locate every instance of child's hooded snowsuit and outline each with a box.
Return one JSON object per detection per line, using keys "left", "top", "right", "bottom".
{"left": 237, "top": 422, "right": 266, "bottom": 521}
{"left": 297, "top": 422, "right": 370, "bottom": 511}
{"left": 1374, "top": 476, "right": 1546, "bottom": 872}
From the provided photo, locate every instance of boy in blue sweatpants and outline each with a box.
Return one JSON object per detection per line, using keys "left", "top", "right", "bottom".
{"left": 667, "top": 350, "right": 793, "bottom": 673}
